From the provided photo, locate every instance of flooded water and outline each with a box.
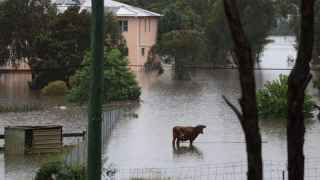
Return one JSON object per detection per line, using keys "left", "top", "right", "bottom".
{"left": 1, "top": 36, "right": 320, "bottom": 179}
{"left": 104, "top": 36, "right": 320, "bottom": 169}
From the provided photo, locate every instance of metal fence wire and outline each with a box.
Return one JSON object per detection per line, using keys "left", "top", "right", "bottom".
{"left": 104, "top": 160, "right": 320, "bottom": 180}
{"left": 64, "top": 109, "right": 121, "bottom": 167}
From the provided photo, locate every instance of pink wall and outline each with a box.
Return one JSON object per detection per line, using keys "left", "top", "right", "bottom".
{"left": 117, "top": 16, "right": 159, "bottom": 66}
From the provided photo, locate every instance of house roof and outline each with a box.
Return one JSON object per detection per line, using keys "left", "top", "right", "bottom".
{"left": 53, "top": 0, "right": 161, "bottom": 17}
{"left": 81, "top": 0, "right": 161, "bottom": 17}
{"left": 52, "top": 0, "right": 82, "bottom": 13}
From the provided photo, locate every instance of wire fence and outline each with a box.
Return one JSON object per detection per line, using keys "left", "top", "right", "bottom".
{"left": 64, "top": 109, "right": 122, "bottom": 167}
{"left": 103, "top": 160, "right": 320, "bottom": 180}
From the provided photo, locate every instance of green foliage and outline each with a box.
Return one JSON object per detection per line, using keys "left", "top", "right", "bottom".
{"left": 67, "top": 49, "right": 141, "bottom": 103}
{"left": 28, "top": 6, "right": 91, "bottom": 89}
{"left": 0, "top": 0, "right": 55, "bottom": 65}
{"left": 157, "top": 30, "right": 205, "bottom": 63}
{"left": 28, "top": 10, "right": 126, "bottom": 90}
{"left": 41, "top": 80, "right": 68, "bottom": 96}
{"left": 257, "top": 74, "right": 315, "bottom": 119}
{"left": 117, "top": 0, "right": 275, "bottom": 77}
{"left": 0, "top": 1, "right": 126, "bottom": 89}
{"left": 35, "top": 161, "right": 85, "bottom": 180}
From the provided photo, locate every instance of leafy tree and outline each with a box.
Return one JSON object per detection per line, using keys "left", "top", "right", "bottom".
{"left": 257, "top": 75, "right": 314, "bottom": 119}
{"left": 67, "top": 48, "right": 141, "bottom": 103}
{"left": 157, "top": 30, "right": 206, "bottom": 79}
{"left": 28, "top": 6, "right": 91, "bottom": 89}
{"left": 0, "top": 0, "right": 54, "bottom": 65}
{"left": 28, "top": 10, "right": 127, "bottom": 90}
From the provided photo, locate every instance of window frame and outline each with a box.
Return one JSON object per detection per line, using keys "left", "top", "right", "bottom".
{"left": 119, "top": 20, "right": 128, "bottom": 32}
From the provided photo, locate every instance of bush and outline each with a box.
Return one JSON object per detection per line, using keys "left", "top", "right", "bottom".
{"left": 35, "top": 161, "right": 85, "bottom": 180}
{"left": 67, "top": 48, "right": 141, "bottom": 103}
{"left": 41, "top": 81, "right": 68, "bottom": 96}
{"left": 257, "top": 74, "right": 315, "bottom": 119}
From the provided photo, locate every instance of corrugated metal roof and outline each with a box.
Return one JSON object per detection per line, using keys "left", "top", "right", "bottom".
{"left": 80, "top": 0, "right": 161, "bottom": 17}
{"left": 54, "top": 0, "right": 161, "bottom": 17}
{"left": 52, "top": 0, "right": 80, "bottom": 5}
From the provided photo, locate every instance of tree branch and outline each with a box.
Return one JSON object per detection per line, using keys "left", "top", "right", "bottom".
{"left": 302, "top": 73, "right": 312, "bottom": 91}
{"left": 222, "top": 95, "right": 243, "bottom": 122}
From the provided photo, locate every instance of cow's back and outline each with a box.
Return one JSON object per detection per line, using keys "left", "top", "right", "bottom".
{"left": 173, "top": 126, "right": 194, "bottom": 138}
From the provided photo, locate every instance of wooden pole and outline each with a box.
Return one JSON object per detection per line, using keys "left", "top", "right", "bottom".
{"left": 87, "top": 0, "right": 104, "bottom": 179}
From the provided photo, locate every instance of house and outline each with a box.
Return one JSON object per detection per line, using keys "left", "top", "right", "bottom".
{"left": 1, "top": 0, "right": 160, "bottom": 70}
{"left": 56, "top": 0, "right": 161, "bottom": 66}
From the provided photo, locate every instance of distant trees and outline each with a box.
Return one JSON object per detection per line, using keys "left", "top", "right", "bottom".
{"left": 0, "top": 0, "right": 127, "bottom": 90}
{"left": 278, "top": 0, "right": 320, "bottom": 63}
{"left": 119, "top": 0, "right": 275, "bottom": 71}
{"left": 0, "top": 0, "right": 54, "bottom": 66}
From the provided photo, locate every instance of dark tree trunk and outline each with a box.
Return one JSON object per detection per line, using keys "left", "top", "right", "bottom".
{"left": 222, "top": 1, "right": 263, "bottom": 180}
{"left": 287, "top": 1, "right": 315, "bottom": 180}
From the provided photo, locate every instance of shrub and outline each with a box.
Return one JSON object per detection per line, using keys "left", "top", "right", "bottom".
{"left": 41, "top": 81, "right": 68, "bottom": 96}
{"left": 67, "top": 48, "right": 141, "bottom": 103}
{"left": 257, "top": 74, "right": 315, "bottom": 119}
{"left": 35, "top": 161, "right": 85, "bottom": 180}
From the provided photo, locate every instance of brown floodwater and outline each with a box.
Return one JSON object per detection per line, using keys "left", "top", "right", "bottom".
{"left": 1, "top": 36, "right": 320, "bottom": 179}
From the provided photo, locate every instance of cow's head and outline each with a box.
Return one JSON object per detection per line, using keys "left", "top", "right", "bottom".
{"left": 195, "top": 125, "right": 206, "bottom": 134}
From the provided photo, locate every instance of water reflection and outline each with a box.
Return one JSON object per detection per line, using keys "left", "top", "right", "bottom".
{"left": 172, "top": 145, "right": 203, "bottom": 160}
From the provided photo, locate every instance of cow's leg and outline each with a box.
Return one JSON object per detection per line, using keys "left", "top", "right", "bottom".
{"left": 172, "top": 136, "right": 177, "bottom": 147}
{"left": 176, "top": 139, "right": 180, "bottom": 147}
{"left": 190, "top": 139, "right": 193, "bottom": 146}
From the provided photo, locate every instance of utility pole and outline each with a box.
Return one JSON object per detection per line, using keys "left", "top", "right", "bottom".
{"left": 87, "top": 0, "right": 104, "bottom": 179}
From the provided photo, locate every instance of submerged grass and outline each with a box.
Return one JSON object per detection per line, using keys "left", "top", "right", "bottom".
{"left": 0, "top": 103, "right": 43, "bottom": 113}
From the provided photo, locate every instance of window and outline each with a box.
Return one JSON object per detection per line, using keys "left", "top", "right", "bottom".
{"left": 119, "top": 20, "right": 128, "bottom": 32}
{"left": 144, "top": 18, "right": 147, "bottom": 32}
{"left": 141, "top": 48, "right": 145, "bottom": 56}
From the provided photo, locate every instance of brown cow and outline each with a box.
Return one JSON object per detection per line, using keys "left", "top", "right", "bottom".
{"left": 172, "top": 125, "right": 206, "bottom": 147}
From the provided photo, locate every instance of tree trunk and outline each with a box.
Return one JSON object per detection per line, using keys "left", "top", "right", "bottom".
{"left": 222, "top": 1, "right": 263, "bottom": 180}
{"left": 287, "top": 1, "right": 314, "bottom": 180}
